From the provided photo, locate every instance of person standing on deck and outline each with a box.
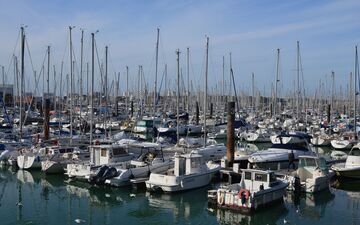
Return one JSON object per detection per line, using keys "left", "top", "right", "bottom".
{"left": 288, "top": 150, "right": 295, "bottom": 170}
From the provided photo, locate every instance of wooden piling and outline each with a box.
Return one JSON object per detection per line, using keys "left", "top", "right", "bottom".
{"left": 44, "top": 99, "right": 50, "bottom": 140}
{"left": 226, "top": 101, "right": 235, "bottom": 167}
{"left": 327, "top": 104, "right": 331, "bottom": 123}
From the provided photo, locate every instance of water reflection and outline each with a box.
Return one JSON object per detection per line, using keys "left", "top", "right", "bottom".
{"left": 209, "top": 203, "right": 288, "bottom": 225}
{"left": 145, "top": 187, "right": 209, "bottom": 223}
{"left": 285, "top": 190, "right": 335, "bottom": 220}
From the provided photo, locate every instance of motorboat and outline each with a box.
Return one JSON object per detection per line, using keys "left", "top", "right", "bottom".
{"left": 244, "top": 129, "right": 272, "bottom": 143}
{"left": 41, "top": 146, "right": 89, "bottom": 174}
{"left": 330, "top": 132, "right": 357, "bottom": 150}
{"left": 65, "top": 144, "right": 135, "bottom": 180}
{"left": 248, "top": 133, "right": 316, "bottom": 170}
{"left": 190, "top": 143, "right": 227, "bottom": 162}
{"left": 331, "top": 143, "right": 360, "bottom": 179}
{"left": 145, "top": 152, "right": 220, "bottom": 192}
{"left": 105, "top": 148, "right": 173, "bottom": 187}
{"left": 208, "top": 169, "right": 288, "bottom": 213}
{"left": 286, "top": 156, "right": 335, "bottom": 193}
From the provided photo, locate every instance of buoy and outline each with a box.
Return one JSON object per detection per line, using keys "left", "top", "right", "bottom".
{"left": 129, "top": 193, "right": 136, "bottom": 198}
{"left": 74, "top": 219, "right": 86, "bottom": 224}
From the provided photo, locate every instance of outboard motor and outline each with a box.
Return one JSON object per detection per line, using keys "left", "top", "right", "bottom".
{"left": 294, "top": 175, "right": 301, "bottom": 193}
{"left": 89, "top": 165, "right": 109, "bottom": 184}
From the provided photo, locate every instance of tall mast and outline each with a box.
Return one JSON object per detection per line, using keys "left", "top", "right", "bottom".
{"left": 126, "top": 66, "right": 129, "bottom": 118}
{"left": 90, "top": 32, "right": 96, "bottom": 145}
{"left": 204, "top": 37, "right": 209, "bottom": 146}
{"left": 20, "top": 27, "right": 25, "bottom": 138}
{"left": 222, "top": 55, "right": 225, "bottom": 102}
{"left": 2, "top": 66, "right": 5, "bottom": 104}
{"left": 47, "top": 46, "right": 50, "bottom": 95}
{"left": 80, "top": 29, "right": 84, "bottom": 124}
{"left": 274, "top": 48, "right": 280, "bottom": 116}
{"left": 252, "top": 72, "right": 255, "bottom": 112}
{"left": 104, "top": 46, "right": 108, "bottom": 137}
{"left": 331, "top": 71, "right": 335, "bottom": 111}
{"left": 176, "top": 49, "right": 180, "bottom": 145}
{"left": 153, "top": 27, "right": 160, "bottom": 117}
{"left": 187, "top": 47, "right": 190, "bottom": 112}
{"left": 69, "top": 26, "right": 74, "bottom": 143}
{"left": 105, "top": 46, "right": 108, "bottom": 104}
{"left": 296, "top": 41, "right": 300, "bottom": 120}
{"left": 354, "top": 46, "right": 358, "bottom": 139}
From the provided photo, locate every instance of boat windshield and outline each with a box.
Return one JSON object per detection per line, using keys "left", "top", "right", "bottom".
{"left": 299, "top": 158, "right": 317, "bottom": 167}
{"left": 270, "top": 143, "right": 309, "bottom": 151}
{"left": 350, "top": 149, "right": 360, "bottom": 156}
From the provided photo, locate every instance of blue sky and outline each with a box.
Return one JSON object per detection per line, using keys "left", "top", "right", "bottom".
{"left": 0, "top": 0, "right": 359, "bottom": 97}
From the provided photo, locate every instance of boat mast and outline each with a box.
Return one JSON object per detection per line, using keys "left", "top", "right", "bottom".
{"left": 274, "top": 48, "right": 280, "bottom": 116}
{"left": 187, "top": 47, "right": 190, "bottom": 112}
{"left": 80, "top": 29, "right": 84, "bottom": 131}
{"left": 176, "top": 49, "right": 180, "bottom": 145}
{"left": 69, "top": 26, "right": 74, "bottom": 143}
{"left": 252, "top": 72, "right": 255, "bottom": 113}
{"left": 153, "top": 28, "right": 160, "bottom": 117}
{"left": 296, "top": 41, "right": 300, "bottom": 120}
{"left": 90, "top": 32, "right": 96, "bottom": 145}
{"left": 126, "top": 66, "right": 129, "bottom": 118}
{"left": 47, "top": 46, "right": 50, "bottom": 96}
{"left": 204, "top": 37, "right": 209, "bottom": 146}
{"left": 2, "top": 66, "right": 5, "bottom": 104}
{"left": 355, "top": 45, "right": 358, "bottom": 139}
{"left": 20, "top": 26, "right": 25, "bottom": 139}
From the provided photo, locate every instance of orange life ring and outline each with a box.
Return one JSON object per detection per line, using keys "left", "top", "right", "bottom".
{"left": 238, "top": 188, "right": 250, "bottom": 200}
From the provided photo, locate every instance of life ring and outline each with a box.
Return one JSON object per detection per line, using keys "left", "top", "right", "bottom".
{"left": 217, "top": 191, "right": 225, "bottom": 205}
{"left": 238, "top": 188, "right": 250, "bottom": 200}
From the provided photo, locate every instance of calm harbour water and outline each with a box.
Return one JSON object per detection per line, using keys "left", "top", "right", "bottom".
{"left": 0, "top": 167, "right": 359, "bottom": 225}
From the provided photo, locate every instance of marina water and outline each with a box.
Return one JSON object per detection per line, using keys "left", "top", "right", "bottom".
{"left": 1, "top": 166, "right": 359, "bottom": 225}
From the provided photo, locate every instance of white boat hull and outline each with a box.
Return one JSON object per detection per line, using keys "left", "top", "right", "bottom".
{"left": 106, "top": 161, "right": 174, "bottom": 187}
{"left": 17, "top": 155, "right": 42, "bottom": 170}
{"left": 146, "top": 171, "right": 215, "bottom": 192}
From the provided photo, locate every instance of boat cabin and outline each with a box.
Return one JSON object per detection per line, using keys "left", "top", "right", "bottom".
{"left": 174, "top": 153, "right": 204, "bottom": 176}
{"left": 89, "top": 145, "right": 133, "bottom": 165}
{"left": 241, "top": 169, "right": 278, "bottom": 191}
{"left": 133, "top": 117, "right": 162, "bottom": 133}
{"left": 44, "top": 146, "right": 79, "bottom": 156}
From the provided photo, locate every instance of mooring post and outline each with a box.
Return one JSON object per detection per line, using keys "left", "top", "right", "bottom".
{"left": 226, "top": 101, "right": 235, "bottom": 167}
{"left": 44, "top": 99, "right": 50, "bottom": 140}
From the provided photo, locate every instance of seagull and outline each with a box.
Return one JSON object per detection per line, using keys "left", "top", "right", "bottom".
{"left": 16, "top": 202, "right": 23, "bottom": 207}
{"left": 283, "top": 219, "right": 290, "bottom": 224}
{"left": 129, "top": 193, "right": 136, "bottom": 198}
{"left": 207, "top": 208, "right": 214, "bottom": 212}
{"left": 74, "top": 219, "right": 86, "bottom": 224}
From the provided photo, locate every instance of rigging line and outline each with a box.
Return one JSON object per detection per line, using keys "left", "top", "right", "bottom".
{"left": 94, "top": 39, "right": 103, "bottom": 90}
{"left": 25, "top": 38, "right": 37, "bottom": 75}
{"left": 61, "top": 32, "right": 69, "bottom": 67}
{"left": 5, "top": 29, "right": 21, "bottom": 77}
{"left": 158, "top": 31, "right": 168, "bottom": 68}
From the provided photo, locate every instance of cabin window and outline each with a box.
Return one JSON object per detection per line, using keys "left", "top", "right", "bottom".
{"left": 255, "top": 173, "right": 267, "bottom": 182}
{"left": 191, "top": 158, "right": 200, "bottom": 169}
{"left": 137, "top": 121, "right": 147, "bottom": 126}
{"left": 112, "top": 147, "right": 127, "bottom": 156}
{"left": 101, "top": 149, "right": 107, "bottom": 157}
{"left": 244, "top": 172, "right": 252, "bottom": 180}
{"left": 270, "top": 173, "right": 276, "bottom": 182}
